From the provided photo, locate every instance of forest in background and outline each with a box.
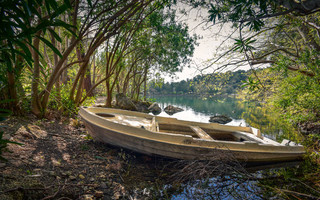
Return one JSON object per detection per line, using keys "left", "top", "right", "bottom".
{"left": 148, "top": 69, "right": 249, "bottom": 97}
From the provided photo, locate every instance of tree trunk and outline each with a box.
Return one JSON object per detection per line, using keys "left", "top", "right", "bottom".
{"left": 7, "top": 54, "right": 24, "bottom": 114}
{"left": 143, "top": 65, "right": 148, "bottom": 101}
{"left": 7, "top": 71, "right": 18, "bottom": 112}
{"left": 75, "top": 69, "right": 85, "bottom": 105}
{"left": 31, "top": 31, "right": 43, "bottom": 117}
{"left": 40, "top": 37, "right": 80, "bottom": 113}
{"left": 105, "top": 78, "right": 113, "bottom": 107}
{"left": 92, "top": 53, "right": 96, "bottom": 92}
{"left": 84, "top": 67, "right": 93, "bottom": 97}
{"left": 51, "top": 28, "right": 62, "bottom": 110}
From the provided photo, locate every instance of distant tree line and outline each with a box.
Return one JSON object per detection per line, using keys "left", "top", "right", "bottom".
{"left": 148, "top": 70, "right": 250, "bottom": 97}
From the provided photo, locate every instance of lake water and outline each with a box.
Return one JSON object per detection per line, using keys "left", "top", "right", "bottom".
{"left": 150, "top": 95, "right": 293, "bottom": 142}
{"left": 153, "top": 95, "right": 246, "bottom": 126}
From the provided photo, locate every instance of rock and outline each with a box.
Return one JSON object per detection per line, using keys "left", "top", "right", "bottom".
{"left": 101, "top": 182, "right": 107, "bottom": 189}
{"left": 164, "top": 105, "right": 183, "bottom": 115}
{"left": 94, "top": 190, "right": 104, "bottom": 198}
{"left": 115, "top": 93, "right": 137, "bottom": 111}
{"left": 106, "top": 181, "right": 113, "bottom": 187}
{"left": 114, "top": 192, "right": 121, "bottom": 200}
{"left": 0, "top": 163, "right": 7, "bottom": 168}
{"left": 209, "top": 115, "right": 232, "bottom": 124}
{"left": 80, "top": 194, "right": 94, "bottom": 200}
{"left": 89, "top": 177, "right": 95, "bottom": 182}
{"left": 135, "top": 101, "right": 151, "bottom": 113}
{"left": 2, "top": 133, "right": 11, "bottom": 140}
{"left": 99, "top": 174, "right": 106, "bottom": 180}
{"left": 148, "top": 103, "right": 161, "bottom": 115}
{"left": 48, "top": 171, "right": 55, "bottom": 176}
{"left": 79, "top": 174, "right": 85, "bottom": 179}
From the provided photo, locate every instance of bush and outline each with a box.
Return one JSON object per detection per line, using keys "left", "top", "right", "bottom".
{"left": 273, "top": 73, "right": 320, "bottom": 124}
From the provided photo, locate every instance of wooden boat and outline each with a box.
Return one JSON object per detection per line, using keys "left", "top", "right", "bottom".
{"left": 79, "top": 107, "right": 305, "bottom": 163}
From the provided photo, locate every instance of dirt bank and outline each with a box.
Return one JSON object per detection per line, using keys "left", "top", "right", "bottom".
{"left": 0, "top": 114, "right": 173, "bottom": 200}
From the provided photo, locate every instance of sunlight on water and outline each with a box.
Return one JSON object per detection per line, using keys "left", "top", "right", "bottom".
{"left": 154, "top": 96, "right": 247, "bottom": 127}
{"left": 150, "top": 95, "right": 295, "bottom": 142}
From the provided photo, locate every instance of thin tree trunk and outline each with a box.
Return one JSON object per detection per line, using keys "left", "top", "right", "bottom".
{"left": 7, "top": 72, "right": 18, "bottom": 111}
{"left": 143, "top": 65, "right": 148, "bottom": 101}
{"left": 105, "top": 77, "right": 113, "bottom": 107}
{"left": 31, "top": 31, "right": 43, "bottom": 117}
{"left": 92, "top": 53, "right": 96, "bottom": 92}
{"left": 7, "top": 54, "right": 24, "bottom": 114}
{"left": 51, "top": 27, "right": 63, "bottom": 110}
{"left": 84, "top": 67, "right": 93, "bottom": 97}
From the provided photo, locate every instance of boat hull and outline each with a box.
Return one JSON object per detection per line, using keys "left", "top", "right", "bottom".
{"left": 80, "top": 107, "right": 305, "bottom": 163}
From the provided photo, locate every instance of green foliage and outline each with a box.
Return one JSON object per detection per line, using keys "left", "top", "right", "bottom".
{"left": 273, "top": 73, "right": 320, "bottom": 124}
{"left": 49, "top": 81, "right": 95, "bottom": 116}
{"left": 0, "top": 0, "right": 75, "bottom": 117}
{"left": 198, "top": 0, "right": 319, "bottom": 31}
{"left": 239, "top": 58, "right": 320, "bottom": 125}
{"left": 234, "top": 38, "right": 256, "bottom": 53}
{"left": 0, "top": 0, "right": 73, "bottom": 69}
{"left": 139, "top": 8, "right": 198, "bottom": 74}
{"left": 241, "top": 76, "right": 259, "bottom": 91}
{"left": 206, "top": 0, "right": 271, "bottom": 31}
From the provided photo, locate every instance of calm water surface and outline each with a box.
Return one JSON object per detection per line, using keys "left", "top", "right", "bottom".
{"left": 154, "top": 95, "right": 246, "bottom": 126}
{"left": 151, "top": 95, "right": 292, "bottom": 142}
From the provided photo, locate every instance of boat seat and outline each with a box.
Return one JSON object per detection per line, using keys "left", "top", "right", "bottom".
{"left": 151, "top": 117, "right": 159, "bottom": 132}
{"left": 190, "top": 126, "right": 214, "bottom": 141}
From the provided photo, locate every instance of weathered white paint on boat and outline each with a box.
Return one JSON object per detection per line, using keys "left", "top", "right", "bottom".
{"left": 79, "top": 107, "right": 305, "bottom": 163}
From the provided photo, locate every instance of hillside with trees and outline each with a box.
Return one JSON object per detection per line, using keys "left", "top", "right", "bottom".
{"left": 149, "top": 70, "right": 250, "bottom": 97}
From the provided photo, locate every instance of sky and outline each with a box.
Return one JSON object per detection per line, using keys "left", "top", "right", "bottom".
{"left": 164, "top": 4, "right": 245, "bottom": 82}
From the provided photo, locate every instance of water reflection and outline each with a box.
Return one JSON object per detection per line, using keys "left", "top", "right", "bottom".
{"left": 151, "top": 95, "right": 301, "bottom": 143}
{"left": 153, "top": 96, "right": 246, "bottom": 126}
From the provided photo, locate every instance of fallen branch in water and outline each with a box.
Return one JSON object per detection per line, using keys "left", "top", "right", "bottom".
{"left": 276, "top": 188, "right": 320, "bottom": 200}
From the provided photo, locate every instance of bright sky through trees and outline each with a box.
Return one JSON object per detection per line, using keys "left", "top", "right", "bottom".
{"left": 167, "top": 3, "right": 238, "bottom": 82}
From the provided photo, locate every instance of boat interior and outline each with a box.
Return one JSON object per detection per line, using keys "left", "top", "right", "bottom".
{"left": 95, "top": 112, "right": 264, "bottom": 143}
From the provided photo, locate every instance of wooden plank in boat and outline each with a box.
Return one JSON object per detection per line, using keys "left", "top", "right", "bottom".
{"left": 151, "top": 117, "right": 159, "bottom": 132}
{"left": 190, "top": 126, "right": 214, "bottom": 141}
